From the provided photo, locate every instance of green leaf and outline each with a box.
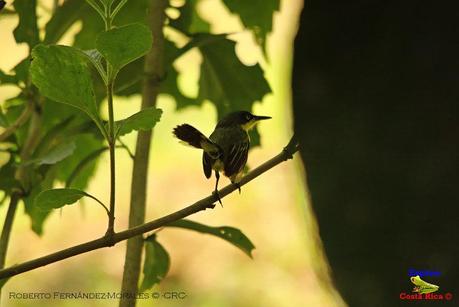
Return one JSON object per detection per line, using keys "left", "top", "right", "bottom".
{"left": 65, "top": 146, "right": 107, "bottom": 188}
{"left": 33, "top": 142, "right": 76, "bottom": 166}
{"left": 30, "top": 45, "right": 105, "bottom": 136}
{"left": 34, "top": 188, "right": 87, "bottom": 212}
{"left": 140, "top": 235, "right": 170, "bottom": 291}
{"left": 161, "top": 65, "right": 197, "bottom": 110}
{"left": 24, "top": 168, "right": 56, "bottom": 235}
{"left": 0, "top": 109, "right": 7, "bottom": 127}
{"left": 116, "top": 107, "right": 162, "bottom": 136}
{"left": 0, "top": 157, "right": 20, "bottom": 194}
{"left": 13, "top": 0, "right": 39, "bottom": 48}
{"left": 172, "top": 33, "right": 227, "bottom": 64}
{"left": 0, "top": 69, "right": 17, "bottom": 85}
{"left": 113, "top": 40, "right": 196, "bottom": 109}
{"left": 13, "top": 58, "right": 30, "bottom": 84}
{"left": 74, "top": 0, "right": 149, "bottom": 50}
{"left": 44, "top": 0, "right": 88, "bottom": 44}
{"left": 169, "top": 0, "right": 210, "bottom": 34}
{"left": 221, "top": 0, "right": 279, "bottom": 55}
{"left": 82, "top": 49, "right": 108, "bottom": 84}
{"left": 197, "top": 35, "right": 271, "bottom": 115}
{"left": 96, "top": 23, "right": 152, "bottom": 75}
{"left": 166, "top": 219, "right": 255, "bottom": 258}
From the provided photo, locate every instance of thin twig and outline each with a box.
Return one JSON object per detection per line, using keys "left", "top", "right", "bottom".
{"left": 0, "top": 137, "right": 299, "bottom": 280}
{"left": 0, "top": 103, "right": 32, "bottom": 142}
{"left": 0, "top": 192, "right": 20, "bottom": 269}
{"left": 116, "top": 138, "right": 134, "bottom": 160}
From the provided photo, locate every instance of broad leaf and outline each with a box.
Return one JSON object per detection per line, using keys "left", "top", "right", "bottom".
{"left": 167, "top": 219, "right": 255, "bottom": 258}
{"left": 58, "top": 134, "right": 103, "bottom": 190}
{"left": 169, "top": 0, "right": 210, "bottom": 34}
{"left": 74, "top": 0, "right": 149, "bottom": 49}
{"left": 44, "top": 0, "right": 88, "bottom": 44}
{"left": 140, "top": 235, "right": 170, "bottom": 291}
{"left": 222, "top": 0, "right": 279, "bottom": 55}
{"left": 24, "top": 168, "right": 56, "bottom": 235}
{"left": 197, "top": 34, "right": 270, "bottom": 146}
{"left": 96, "top": 23, "right": 152, "bottom": 75}
{"left": 161, "top": 65, "right": 197, "bottom": 110}
{"left": 197, "top": 35, "right": 271, "bottom": 113}
{"left": 30, "top": 45, "right": 104, "bottom": 134}
{"left": 172, "top": 33, "right": 227, "bottom": 64}
{"left": 82, "top": 49, "right": 107, "bottom": 84}
{"left": 116, "top": 107, "right": 162, "bottom": 136}
{"left": 114, "top": 40, "right": 196, "bottom": 109}
{"left": 34, "top": 188, "right": 88, "bottom": 212}
{"left": 13, "top": 0, "right": 39, "bottom": 48}
{"left": 13, "top": 58, "right": 30, "bottom": 84}
{"left": 34, "top": 142, "right": 76, "bottom": 166}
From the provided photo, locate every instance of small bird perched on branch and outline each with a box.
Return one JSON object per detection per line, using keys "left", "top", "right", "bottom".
{"left": 173, "top": 111, "right": 271, "bottom": 204}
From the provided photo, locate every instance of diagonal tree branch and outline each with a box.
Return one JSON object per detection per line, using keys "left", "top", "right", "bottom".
{"left": 0, "top": 136, "right": 299, "bottom": 280}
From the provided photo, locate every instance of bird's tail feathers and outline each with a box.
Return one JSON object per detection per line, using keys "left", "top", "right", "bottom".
{"left": 173, "top": 124, "right": 220, "bottom": 157}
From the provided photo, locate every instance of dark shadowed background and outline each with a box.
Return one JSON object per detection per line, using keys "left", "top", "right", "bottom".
{"left": 293, "top": 1, "right": 459, "bottom": 306}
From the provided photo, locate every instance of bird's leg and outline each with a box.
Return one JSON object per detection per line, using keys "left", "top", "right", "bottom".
{"left": 234, "top": 182, "right": 241, "bottom": 194}
{"left": 213, "top": 171, "right": 222, "bottom": 206}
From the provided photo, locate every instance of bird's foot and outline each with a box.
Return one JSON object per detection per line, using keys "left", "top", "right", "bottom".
{"left": 213, "top": 190, "right": 223, "bottom": 207}
{"left": 233, "top": 182, "right": 241, "bottom": 194}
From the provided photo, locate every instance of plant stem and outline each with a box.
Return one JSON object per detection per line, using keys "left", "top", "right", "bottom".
{"left": 0, "top": 137, "right": 299, "bottom": 280}
{"left": 106, "top": 80, "right": 116, "bottom": 238}
{"left": 119, "top": 0, "right": 167, "bottom": 305}
{"left": 0, "top": 193, "right": 20, "bottom": 270}
{"left": 101, "top": 1, "right": 117, "bottom": 239}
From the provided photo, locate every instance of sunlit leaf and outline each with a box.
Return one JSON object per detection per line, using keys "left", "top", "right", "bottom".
{"left": 13, "top": 0, "right": 39, "bottom": 48}
{"left": 222, "top": 0, "right": 279, "bottom": 55}
{"left": 167, "top": 219, "right": 255, "bottom": 258}
{"left": 140, "top": 235, "right": 170, "bottom": 291}
{"left": 116, "top": 107, "right": 162, "bottom": 136}
{"left": 30, "top": 45, "right": 104, "bottom": 135}
{"left": 96, "top": 23, "right": 152, "bottom": 75}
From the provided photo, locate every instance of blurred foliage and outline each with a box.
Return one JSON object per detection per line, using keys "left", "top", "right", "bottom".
{"left": 0, "top": 0, "right": 278, "bottom": 293}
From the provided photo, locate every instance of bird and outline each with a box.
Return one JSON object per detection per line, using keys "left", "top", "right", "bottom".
{"left": 173, "top": 110, "right": 271, "bottom": 204}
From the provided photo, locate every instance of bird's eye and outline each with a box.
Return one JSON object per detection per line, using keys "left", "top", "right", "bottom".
{"left": 245, "top": 114, "right": 252, "bottom": 121}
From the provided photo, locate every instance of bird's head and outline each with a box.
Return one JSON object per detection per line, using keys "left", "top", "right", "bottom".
{"left": 217, "top": 111, "right": 271, "bottom": 131}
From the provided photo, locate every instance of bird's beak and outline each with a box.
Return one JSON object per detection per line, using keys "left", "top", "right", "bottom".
{"left": 253, "top": 115, "right": 271, "bottom": 121}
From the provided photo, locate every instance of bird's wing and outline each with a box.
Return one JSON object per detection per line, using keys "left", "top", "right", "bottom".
{"left": 224, "top": 141, "right": 249, "bottom": 178}
{"left": 202, "top": 152, "right": 212, "bottom": 179}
